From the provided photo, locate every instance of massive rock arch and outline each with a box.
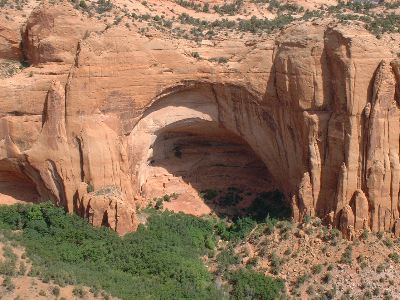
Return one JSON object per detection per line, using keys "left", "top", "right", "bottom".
{"left": 128, "top": 83, "right": 283, "bottom": 215}
{"left": 1, "top": 1, "right": 400, "bottom": 236}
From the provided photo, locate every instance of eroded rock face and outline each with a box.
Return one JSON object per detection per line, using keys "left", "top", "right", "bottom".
{"left": 0, "top": 25, "right": 22, "bottom": 60}
{"left": 1, "top": 2, "right": 400, "bottom": 236}
{"left": 81, "top": 186, "right": 137, "bottom": 235}
{"left": 22, "top": 0, "right": 104, "bottom": 65}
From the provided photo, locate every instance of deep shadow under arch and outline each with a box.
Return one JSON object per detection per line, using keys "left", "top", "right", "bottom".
{"left": 0, "top": 159, "right": 41, "bottom": 204}
{"left": 128, "top": 81, "right": 292, "bottom": 219}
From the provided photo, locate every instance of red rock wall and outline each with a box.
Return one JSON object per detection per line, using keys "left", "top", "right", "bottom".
{"left": 1, "top": 2, "right": 400, "bottom": 237}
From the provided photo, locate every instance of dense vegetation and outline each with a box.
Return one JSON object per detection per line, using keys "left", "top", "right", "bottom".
{"left": 5, "top": 0, "right": 397, "bottom": 42}
{"left": 214, "top": 0, "right": 244, "bottom": 15}
{"left": 0, "top": 203, "right": 220, "bottom": 299}
{"left": 3, "top": 0, "right": 400, "bottom": 39}
{"left": 0, "top": 202, "right": 285, "bottom": 299}
{"left": 200, "top": 188, "right": 291, "bottom": 221}
{"left": 127, "top": 0, "right": 400, "bottom": 42}
{"left": 228, "top": 269, "right": 284, "bottom": 300}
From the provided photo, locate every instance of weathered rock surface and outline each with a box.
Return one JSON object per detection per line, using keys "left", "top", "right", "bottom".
{"left": 0, "top": 1, "right": 400, "bottom": 236}
{"left": 0, "top": 25, "right": 22, "bottom": 61}
{"left": 22, "top": 1, "right": 104, "bottom": 65}
{"left": 81, "top": 186, "right": 137, "bottom": 235}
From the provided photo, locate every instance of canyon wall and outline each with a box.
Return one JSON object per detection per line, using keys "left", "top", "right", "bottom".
{"left": 1, "top": 1, "right": 399, "bottom": 236}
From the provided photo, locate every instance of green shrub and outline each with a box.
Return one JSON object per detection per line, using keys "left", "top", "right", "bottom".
{"left": 191, "top": 51, "right": 200, "bottom": 59}
{"left": 51, "top": 286, "right": 60, "bottom": 296}
{"left": 324, "top": 228, "right": 341, "bottom": 245}
{"left": 0, "top": 245, "right": 17, "bottom": 276}
{"left": 302, "top": 9, "right": 324, "bottom": 20}
{"left": 389, "top": 252, "right": 400, "bottom": 263}
{"left": 312, "top": 264, "right": 323, "bottom": 274}
{"left": 176, "top": 0, "right": 202, "bottom": 11}
{"left": 373, "top": 287, "right": 380, "bottom": 296}
{"left": 360, "top": 229, "right": 369, "bottom": 240}
{"left": 18, "top": 261, "right": 27, "bottom": 275}
{"left": 0, "top": 0, "right": 8, "bottom": 8}
{"left": 383, "top": 237, "right": 394, "bottom": 248}
{"left": 277, "top": 220, "right": 292, "bottom": 237}
{"left": 79, "top": 0, "right": 87, "bottom": 9}
{"left": 340, "top": 245, "right": 353, "bottom": 265}
{"left": 95, "top": 0, "right": 113, "bottom": 14}
{"left": 264, "top": 216, "right": 278, "bottom": 235}
{"left": 269, "top": 252, "right": 283, "bottom": 275}
{"left": 383, "top": 290, "right": 393, "bottom": 300}
{"left": 303, "top": 214, "right": 311, "bottom": 224}
{"left": 228, "top": 269, "right": 284, "bottom": 300}
{"left": 238, "top": 15, "right": 294, "bottom": 33}
{"left": 2, "top": 276, "right": 15, "bottom": 291}
{"left": 218, "top": 217, "right": 256, "bottom": 241}
{"left": 324, "top": 286, "right": 337, "bottom": 299}
{"left": 199, "top": 189, "right": 218, "bottom": 202}
{"left": 209, "top": 57, "right": 228, "bottom": 64}
{"left": 306, "top": 285, "right": 315, "bottom": 295}
{"left": 217, "top": 187, "right": 242, "bottom": 205}
{"left": 0, "top": 202, "right": 290, "bottom": 299}
{"left": 216, "top": 247, "right": 239, "bottom": 272}
{"left": 363, "top": 290, "right": 372, "bottom": 299}
{"left": 365, "top": 13, "right": 400, "bottom": 37}
{"left": 214, "top": 0, "right": 243, "bottom": 15}
{"left": 151, "top": 193, "right": 179, "bottom": 209}
{"left": 322, "top": 272, "right": 332, "bottom": 284}
{"left": 247, "top": 190, "right": 290, "bottom": 221}
{"left": 357, "top": 255, "right": 368, "bottom": 269}
{"left": 246, "top": 257, "right": 258, "bottom": 267}
{"left": 376, "top": 263, "right": 387, "bottom": 273}
{"left": 295, "top": 273, "right": 310, "bottom": 288}
{"left": 283, "top": 248, "right": 291, "bottom": 256}
{"left": 72, "top": 286, "right": 85, "bottom": 298}
{"left": 86, "top": 183, "right": 94, "bottom": 193}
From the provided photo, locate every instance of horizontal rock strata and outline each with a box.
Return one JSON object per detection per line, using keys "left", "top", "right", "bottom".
{"left": 1, "top": 1, "right": 399, "bottom": 236}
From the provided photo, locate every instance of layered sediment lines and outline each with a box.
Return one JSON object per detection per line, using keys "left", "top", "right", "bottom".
{"left": 1, "top": 2, "right": 399, "bottom": 236}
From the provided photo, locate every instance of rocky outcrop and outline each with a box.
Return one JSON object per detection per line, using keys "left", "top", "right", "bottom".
{"left": 351, "top": 189, "right": 369, "bottom": 230}
{"left": 1, "top": 2, "right": 400, "bottom": 236}
{"left": 266, "top": 24, "right": 398, "bottom": 236}
{"left": 22, "top": 0, "right": 103, "bottom": 65}
{"left": 0, "top": 25, "right": 22, "bottom": 60}
{"left": 0, "top": 79, "right": 137, "bottom": 234}
{"left": 81, "top": 186, "right": 137, "bottom": 235}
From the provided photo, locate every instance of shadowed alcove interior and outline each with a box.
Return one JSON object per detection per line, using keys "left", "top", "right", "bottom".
{"left": 128, "top": 83, "right": 290, "bottom": 218}
{"left": 0, "top": 160, "right": 41, "bottom": 204}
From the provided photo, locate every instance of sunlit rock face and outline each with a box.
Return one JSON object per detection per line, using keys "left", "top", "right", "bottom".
{"left": 1, "top": 1, "right": 400, "bottom": 236}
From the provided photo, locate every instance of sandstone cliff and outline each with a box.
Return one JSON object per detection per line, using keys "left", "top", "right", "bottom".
{"left": 0, "top": 0, "right": 400, "bottom": 236}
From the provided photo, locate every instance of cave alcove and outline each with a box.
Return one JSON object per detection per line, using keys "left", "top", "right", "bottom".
{"left": 0, "top": 160, "right": 41, "bottom": 204}
{"left": 142, "top": 120, "right": 289, "bottom": 219}
{"left": 129, "top": 83, "right": 292, "bottom": 220}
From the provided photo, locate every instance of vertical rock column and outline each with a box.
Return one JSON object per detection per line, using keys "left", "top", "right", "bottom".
{"left": 365, "top": 61, "right": 399, "bottom": 232}
{"left": 25, "top": 80, "right": 78, "bottom": 210}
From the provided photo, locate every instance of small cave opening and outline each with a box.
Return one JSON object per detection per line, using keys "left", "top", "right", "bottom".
{"left": 141, "top": 120, "right": 290, "bottom": 220}
{"left": 0, "top": 161, "right": 41, "bottom": 205}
